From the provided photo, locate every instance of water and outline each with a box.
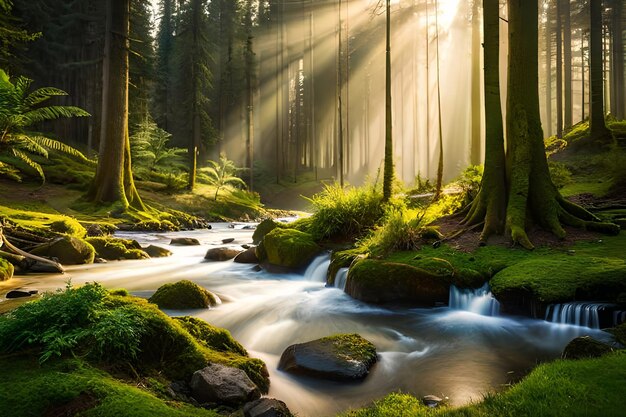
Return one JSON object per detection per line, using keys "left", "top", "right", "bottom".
{"left": 2, "top": 225, "right": 611, "bottom": 417}
{"left": 544, "top": 302, "right": 624, "bottom": 329}
{"left": 334, "top": 267, "right": 349, "bottom": 291}
{"left": 303, "top": 254, "right": 331, "bottom": 282}
{"left": 449, "top": 283, "right": 500, "bottom": 317}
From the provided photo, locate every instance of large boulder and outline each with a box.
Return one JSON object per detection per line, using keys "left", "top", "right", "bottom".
{"left": 170, "top": 237, "right": 201, "bottom": 246}
{"left": 30, "top": 236, "right": 95, "bottom": 265}
{"left": 149, "top": 280, "right": 218, "bottom": 309}
{"left": 190, "top": 363, "right": 260, "bottom": 406}
{"left": 0, "top": 258, "right": 14, "bottom": 281}
{"left": 278, "top": 333, "right": 377, "bottom": 380}
{"left": 234, "top": 247, "right": 259, "bottom": 264}
{"left": 562, "top": 336, "right": 614, "bottom": 360}
{"left": 205, "top": 247, "right": 243, "bottom": 261}
{"left": 85, "top": 237, "right": 149, "bottom": 261}
{"left": 346, "top": 259, "right": 451, "bottom": 306}
{"left": 143, "top": 245, "right": 172, "bottom": 258}
{"left": 243, "top": 398, "right": 292, "bottom": 417}
{"left": 252, "top": 219, "right": 280, "bottom": 245}
{"left": 263, "top": 228, "right": 321, "bottom": 269}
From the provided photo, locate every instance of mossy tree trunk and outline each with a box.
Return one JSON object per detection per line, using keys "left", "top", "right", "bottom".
{"left": 589, "top": 0, "right": 611, "bottom": 142}
{"left": 88, "top": 0, "right": 145, "bottom": 211}
{"left": 382, "top": 0, "right": 394, "bottom": 202}
{"left": 466, "top": 0, "right": 618, "bottom": 249}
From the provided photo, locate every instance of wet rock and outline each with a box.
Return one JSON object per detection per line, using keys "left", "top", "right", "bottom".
{"left": 190, "top": 363, "right": 260, "bottom": 406}
{"left": 205, "top": 247, "right": 244, "bottom": 261}
{"left": 149, "top": 280, "right": 218, "bottom": 309}
{"left": 222, "top": 238, "right": 235, "bottom": 244}
{"left": 262, "top": 229, "right": 321, "bottom": 269}
{"left": 170, "top": 237, "right": 201, "bottom": 246}
{"left": 278, "top": 333, "right": 377, "bottom": 381}
{"left": 86, "top": 224, "right": 105, "bottom": 237}
{"left": 243, "top": 398, "right": 292, "bottom": 417}
{"left": 86, "top": 237, "right": 148, "bottom": 260}
{"left": 30, "top": 236, "right": 95, "bottom": 265}
{"left": 28, "top": 261, "right": 63, "bottom": 273}
{"left": 422, "top": 395, "right": 443, "bottom": 408}
{"left": 234, "top": 247, "right": 259, "bottom": 264}
{"left": 94, "top": 258, "right": 107, "bottom": 264}
{"left": 241, "top": 244, "right": 251, "bottom": 249}
{"left": 562, "top": 336, "right": 614, "bottom": 360}
{"left": 6, "top": 290, "right": 32, "bottom": 299}
{"left": 28, "top": 289, "right": 39, "bottom": 295}
{"left": 143, "top": 245, "right": 172, "bottom": 258}
{"left": 252, "top": 219, "right": 280, "bottom": 244}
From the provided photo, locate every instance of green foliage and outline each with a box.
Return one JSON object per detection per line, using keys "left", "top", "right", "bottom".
{"left": 130, "top": 115, "right": 187, "bottom": 176}
{"left": 148, "top": 280, "right": 218, "bottom": 309}
{"left": 320, "top": 333, "right": 377, "bottom": 365}
{"left": 86, "top": 237, "right": 149, "bottom": 261}
{"left": 174, "top": 316, "right": 247, "bottom": 356}
{"left": 306, "top": 182, "right": 386, "bottom": 241}
{"left": 0, "top": 257, "right": 14, "bottom": 281}
{"left": 548, "top": 161, "right": 573, "bottom": 189}
{"left": 454, "top": 165, "right": 483, "bottom": 202}
{"left": 198, "top": 153, "right": 247, "bottom": 201}
{"left": 358, "top": 209, "right": 425, "bottom": 257}
{"left": 48, "top": 218, "right": 87, "bottom": 237}
{"left": 0, "top": 69, "right": 92, "bottom": 183}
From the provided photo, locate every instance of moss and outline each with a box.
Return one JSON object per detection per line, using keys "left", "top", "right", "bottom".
{"left": 148, "top": 280, "right": 218, "bottom": 310}
{"left": 262, "top": 228, "right": 321, "bottom": 268}
{"left": 561, "top": 336, "right": 614, "bottom": 360}
{"left": 86, "top": 237, "right": 149, "bottom": 261}
{"left": 608, "top": 322, "right": 626, "bottom": 346}
{"left": 48, "top": 219, "right": 87, "bottom": 237}
{"left": 173, "top": 316, "right": 247, "bottom": 356}
{"left": 0, "top": 258, "right": 14, "bottom": 281}
{"left": 453, "top": 268, "right": 487, "bottom": 288}
{"left": 252, "top": 218, "right": 280, "bottom": 244}
{"left": 327, "top": 249, "right": 365, "bottom": 285}
{"left": 0, "top": 205, "right": 87, "bottom": 238}
{"left": 320, "top": 333, "right": 377, "bottom": 365}
{"left": 0, "top": 357, "right": 219, "bottom": 417}
{"left": 30, "top": 236, "right": 95, "bottom": 265}
{"left": 107, "top": 288, "right": 130, "bottom": 297}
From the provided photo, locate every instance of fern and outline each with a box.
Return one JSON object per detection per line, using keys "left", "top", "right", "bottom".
{"left": 199, "top": 153, "right": 247, "bottom": 200}
{"left": 12, "top": 148, "right": 44, "bottom": 182}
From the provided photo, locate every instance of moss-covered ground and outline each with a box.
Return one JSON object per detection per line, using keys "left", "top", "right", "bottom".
{"left": 340, "top": 352, "right": 626, "bottom": 417}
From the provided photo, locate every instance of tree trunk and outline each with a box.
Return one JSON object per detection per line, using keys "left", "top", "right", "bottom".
{"left": 562, "top": 0, "right": 572, "bottom": 129}
{"left": 611, "top": 0, "right": 624, "bottom": 119}
{"left": 470, "top": 0, "right": 482, "bottom": 165}
{"left": 337, "top": 0, "right": 344, "bottom": 187}
{"left": 382, "top": 0, "right": 394, "bottom": 202}
{"left": 589, "top": 0, "right": 611, "bottom": 142}
{"left": 434, "top": 0, "right": 444, "bottom": 199}
{"left": 545, "top": 4, "right": 553, "bottom": 137}
{"left": 556, "top": 0, "right": 563, "bottom": 138}
{"left": 88, "top": 0, "right": 143, "bottom": 210}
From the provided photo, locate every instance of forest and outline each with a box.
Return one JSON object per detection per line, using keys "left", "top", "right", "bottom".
{"left": 0, "top": 0, "right": 625, "bottom": 416}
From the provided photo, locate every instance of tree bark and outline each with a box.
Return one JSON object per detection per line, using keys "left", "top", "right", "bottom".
{"left": 611, "top": 0, "right": 624, "bottom": 119}
{"left": 382, "top": 0, "right": 394, "bottom": 202}
{"left": 470, "top": 0, "right": 482, "bottom": 165}
{"left": 589, "top": 0, "right": 611, "bottom": 142}
{"left": 562, "top": 0, "right": 572, "bottom": 129}
{"left": 556, "top": 0, "right": 563, "bottom": 138}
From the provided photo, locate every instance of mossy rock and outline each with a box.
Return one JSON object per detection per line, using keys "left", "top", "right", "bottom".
{"left": 255, "top": 241, "right": 268, "bottom": 263}
{"left": 30, "top": 236, "right": 95, "bottom": 265}
{"left": 561, "top": 336, "right": 614, "bottom": 360}
{"left": 86, "top": 237, "right": 149, "bottom": 261}
{"left": 148, "top": 280, "right": 218, "bottom": 309}
{"left": 143, "top": 245, "right": 172, "bottom": 258}
{"left": 607, "top": 322, "right": 626, "bottom": 346}
{"left": 174, "top": 316, "right": 247, "bottom": 356}
{"left": 252, "top": 218, "right": 280, "bottom": 245}
{"left": 411, "top": 257, "right": 454, "bottom": 277}
{"left": 262, "top": 228, "right": 321, "bottom": 269}
{"left": 278, "top": 333, "right": 377, "bottom": 380}
{"left": 0, "top": 258, "right": 14, "bottom": 281}
{"left": 48, "top": 219, "right": 87, "bottom": 238}
{"left": 327, "top": 249, "right": 364, "bottom": 286}
{"left": 453, "top": 268, "right": 487, "bottom": 289}
{"left": 346, "top": 259, "right": 451, "bottom": 305}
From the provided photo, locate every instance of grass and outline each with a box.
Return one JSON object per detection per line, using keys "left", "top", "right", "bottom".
{"left": 340, "top": 352, "right": 626, "bottom": 417}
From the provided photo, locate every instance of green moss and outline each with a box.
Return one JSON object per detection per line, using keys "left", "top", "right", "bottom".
{"left": 252, "top": 218, "right": 280, "bottom": 244}
{"left": 107, "top": 288, "right": 130, "bottom": 297}
{"left": 341, "top": 353, "right": 626, "bottom": 417}
{"left": 561, "top": 336, "right": 614, "bottom": 360}
{"left": 320, "top": 333, "right": 377, "bottom": 365}
{"left": 30, "top": 236, "right": 95, "bottom": 265}
{"left": 86, "top": 237, "right": 149, "bottom": 261}
{"left": 173, "top": 316, "right": 247, "bottom": 356}
{"left": 148, "top": 280, "right": 218, "bottom": 309}
{"left": 0, "top": 258, "right": 14, "bottom": 281}
{"left": 0, "top": 205, "right": 87, "bottom": 238}
{"left": 0, "top": 357, "right": 219, "bottom": 417}
{"left": 263, "top": 228, "right": 321, "bottom": 268}
{"left": 327, "top": 249, "right": 365, "bottom": 285}
{"left": 608, "top": 322, "right": 626, "bottom": 346}
{"left": 48, "top": 219, "right": 87, "bottom": 237}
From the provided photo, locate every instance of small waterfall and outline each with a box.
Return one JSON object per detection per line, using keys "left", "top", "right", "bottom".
{"left": 544, "top": 302, "right": 616, "bottom": 329}
{"left": 303, "top": 253, "right": 331, "bottom": 282}
{"left": 449, "top": 283, "right": 500, "bottom": 316}
{"left": 334, "top": 268, "right": 349, "bottom": 291}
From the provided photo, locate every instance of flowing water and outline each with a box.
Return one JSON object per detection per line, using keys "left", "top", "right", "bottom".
{"left": 0, "top": 225, "right": 614, "bottom": 417}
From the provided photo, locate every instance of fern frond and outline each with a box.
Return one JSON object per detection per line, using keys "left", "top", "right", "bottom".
{"left": 23, "top": 106, "right": 90, "bottom": 125}
{"left": 14, "top": 135, "right": 49, "bottom": 157}
{"left": 12, "top": 148, "right": 45, "bottom": 182}
{"left": 223, "top": 177, "right": 247, "bottom": 188}
{"left": 0, "top": 160, "right": 22, "bottom": 182}
{"left": 31, "top": 136, "right": 96, "bottom": 166}
{"left": 24, "top": 87, "right": 68, "bottom": 107}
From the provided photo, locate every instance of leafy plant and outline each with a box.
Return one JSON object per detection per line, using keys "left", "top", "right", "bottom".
{"left": 548, "top": 161, "right": 573, "bottom": 189}
{"left": 130, "top": 115, "right": 187, "bottom": 174}
{"left": 198, "top": 153, "right": 247, "bottom": 200}
{"left": 454, "top": 164, "right": 484, "bottom": 202}
{"left": 0, "top": 69, "right": 92, "bottom": 182}
{"left": 358, "top": 208, "right": 425, "bottom": 257}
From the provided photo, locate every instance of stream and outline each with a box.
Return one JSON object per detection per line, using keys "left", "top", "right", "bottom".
{"left": 0, "top": 224, "right": 613, "bottom": 417}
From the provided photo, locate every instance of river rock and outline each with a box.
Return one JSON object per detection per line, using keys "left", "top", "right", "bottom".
{"left": 30, "top": 236, "right": 95, "bottom": 265}
{"left": 278, "top": 333, "right": 377, "bottom": 380}
{"left": 205, "top": 247, "right": 243, "bottom": 261}
{"left": 222, "top": 238, "right": 235, "bottom": 244}
{"left": 190, "top": 363, "right": 260, "bottom": 406}
{"left": 562, "top": 336, "right": 614, "bottom": 360}
{"left": 86, "top": 223, "right": 105, "bottom": 237}
{"left": 262, "top": 228, "right": 321, "bottom": 269}
{"left": 252, "top": 219, "right": 279, "bottom": 244}
{"left": 243, "top": 398, "right": 292, "bottom": 417}
{"left": 143, "top": 245, "right": 172, "bottom": 258}
{"left": 345, "top": 259, "right": 450, "bottom": 306}
{"left": 170, "top": 237, "right": 201, "bottom": 246}
{"left": 5, "top": 290, "right": 31, "bottom": 299}
{"left": 234, "top": 247, "right": 259, "bottom": 264}
{"left": 149, "top": 280, "right": 218, "bottom": 309}
{"left": 422, "top": 395, "right": 444, "bottom": 408}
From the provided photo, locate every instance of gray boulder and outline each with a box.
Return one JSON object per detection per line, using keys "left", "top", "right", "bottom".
{"left": 278, "top": 333, "right": 377, "bottom": 381}
{"left": 234, "top": 247, "right": 259, "bottom": 264}
{"left": 170, "top": 237, "right": 201, "bottom": 246}
{"left": 243, "top": 398, "right": 292, "bottom": 417}
{"left": 205, "top": 247, "right": 244, "bottom": 261}
{"left": 190, "top": 363, "right": 260, "bottom": 406}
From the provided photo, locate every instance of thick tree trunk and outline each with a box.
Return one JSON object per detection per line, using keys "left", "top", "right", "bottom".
{"left": 545, "top": 5, "right": 553, "bottom": 137}
{"left": 562, "top": 0, "right": 572, "bottom": 129}
{"left": 611, "top": 0, "right": 624, "bottom": 119}
{"left": 589, "top": 0, "right": 611, "bottom": 142}
{"left": 470, "top": 0, "right": 482, "bottom": 165}
{"left": 434, "top": 0, "right": 444, "bottom": 199}
{"left": 556, "top": 0, "right": 563, "bottom": 138}
{"left": 382, "top": 0, "right": 394, "bottom": 202}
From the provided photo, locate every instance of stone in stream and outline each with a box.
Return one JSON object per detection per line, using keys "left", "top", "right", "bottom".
{"left": 170, "top": 237, "right": 201, "bottom": 246}
{"left": 222, "top": 238, "right": 235, "bottom": 244}
{"left": 243, "top": 398, "right": 292, "bottom": 417}
{"left": 30, "top": 236, "right": 95, "bottom": 265}
{"left": 422, "top": 395, "right": 444, "bottom": 408}
{"left": 233, "top": 247, "right": 259, "bottom": 264}
{"left": 205, "top": 247, "right": 244, "bottom": 261}
{"left": 143, "top": 245, "right": 172, "bottom": 258}
{"left": 149, "top": 280, "right": 219, "bottom": 309}
{"left": 561, "top": 336, "right": 614, "bottom": 360}
{"left": 5, "top": 290, "right": 32, "bottom": 299}
{"left": 278, "top": 333, "right": 377, "bottom": 381}
{"left": 190, "top": 363, "right": 260, "bottom": 406}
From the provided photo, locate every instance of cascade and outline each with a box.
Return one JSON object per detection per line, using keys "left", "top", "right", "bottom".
{"left": 544, "top": 302, "right": 622, "bottom": 329}
{"left": 334, "top": 268, "right": 349, "bottom": 291}
{"left": 303, "top": 253, "right": 331, "bottom": 282}
{"left": 448, "top": 283, "right": 500, "bottom": 316}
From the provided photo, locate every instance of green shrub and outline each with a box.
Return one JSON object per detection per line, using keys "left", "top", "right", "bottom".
{"left": 306, "top": 182, "right": 386, "bottom": 240}
{"left": 358, "top": 209, "right": 424, "bottom": 257}
{"left": 548, "top": 161, "right": 573, "bottom": 189}
{"left": 148, "top": 280, "right": 218, "bottom": 309}
{"left": 454, "top": 164, "right": 483, "bottom": 202}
